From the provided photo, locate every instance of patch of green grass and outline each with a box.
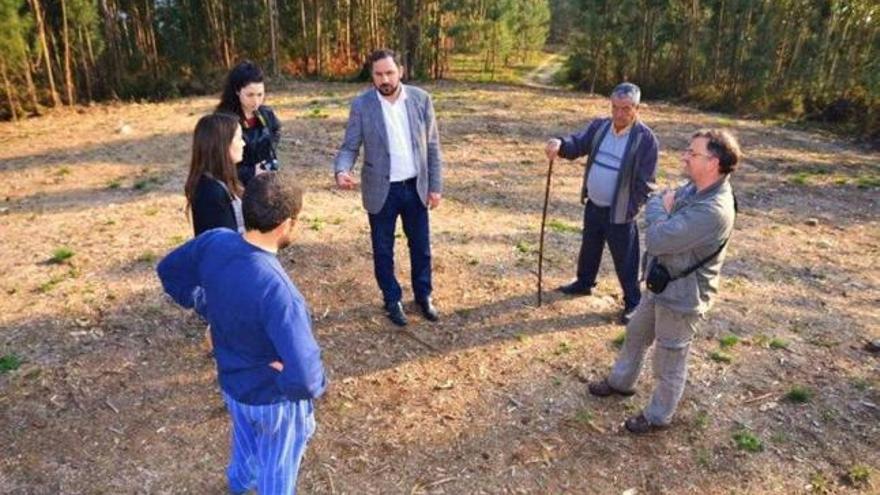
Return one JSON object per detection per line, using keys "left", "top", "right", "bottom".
{"left": 133, "top": 175, "right": 162, "bottom": 191}
{"left": 515, "top": 240, "right": 534, "bottom": 254}
{"left": 306, "top": 106, "right": 329, "bottom": 119}
{"left": 770, "top": 431, "right": 789, "bottom": 444}
{"left": 718, "top": 334, "right": 740, "bottom": 349}
{"left": 855, "top": 175, "right": 880, "bottom": 189}
{"left": 308, "top": 217, "right": 326, "bottom": 231}
{"left": 806, "top": 337, "right": 840, "bottom": 348}
{"left": 551, "top": 376, "right": 562, "bottom": 386}
{"left": 789, "top": 172, "right": 811, "bottom": 186}
{"left": 106, "top": 179, "right": 122, "bottom": 189}
{"left": 136, "top": 251, "right": 158, "bottom": 263}
{"left": 0, "top": 353, "right": 22, "bottom": 373}
{"left": 611, "top": 332, "right": 626, "bottom": 349}
{"left": 788, "top": 167, "right": 840, "bottom": 187}
{"left": 785, "top": 385, "right": 813, "bottom": 403}
{"left": 693, "top": 410, "right": 709, "bottom": 430}
{"left": 732, "top": 430, "right": 763, "bottom": 453}
{"left": 554, "top": 341, "right": 571, "bottom": 355}
{"left": 168, "top": 235, "right": 186, "bottom": 246}
{"left": 49, "top": 247, "right": 74, "bottom": 264}
{"left": 447, "top": 51, "right": 546, "bottom": 84}
{"left": 809, "top": 472, "right": 831, "bottom": 494}
{"left": 694, "top": 447, "right": 711, "bottom": 467}
{"left": 573, "top": 408, "right": 594, "bottom": 425}
{"left": 769, "top": 337, "right": 789, "bottom": 349}
{"left": 56, "top": 166, "right": 71, "bottom": 176}
{"left": 547, "top": 219, "right": 580, "bottom": 234}
{"left": 845, "top": 464, "right": 871, "bottom": 487}
{"left": 37, "top": 274, "right": 67, "bottom": 293}
{"left": 820, "top": 408, "right": 837, "bottom": 422}
{"left": 709, "top": 351, "right": 732, "bottom": 364}
{"left": 852, "top": 377, "right": 873, "bottom": 391}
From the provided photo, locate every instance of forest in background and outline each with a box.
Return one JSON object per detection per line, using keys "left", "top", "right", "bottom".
{"left": 0, "top": 0, "right": 550, "bottom": 112}
{"left": 0, "top": 0, "right": 877, "bottom": 143}
{"left": 554, "top": 0, "right": 880, "bottom": 143}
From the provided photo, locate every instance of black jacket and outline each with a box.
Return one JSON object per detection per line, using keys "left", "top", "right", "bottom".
{"left": 192, "top": 175, "right": 238, "bottom": 236}
{"left": 238, "top": 105, "right": 281, "bottom": 186}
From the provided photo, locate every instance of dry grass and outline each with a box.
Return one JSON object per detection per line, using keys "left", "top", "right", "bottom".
{"left": 0, "top": 81, "right": 878, "bottom": 493}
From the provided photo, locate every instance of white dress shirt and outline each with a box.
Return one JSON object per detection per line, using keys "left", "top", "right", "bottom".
{"left": 378, "top": 86, "right": 418, "bottom": 182}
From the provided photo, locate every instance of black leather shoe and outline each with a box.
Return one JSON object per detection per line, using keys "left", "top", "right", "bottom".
{"left": 557, "top": 281, "right": 592, "bottom": 296}
{"left": 416, "top": 297, "right": 439, "bottom": 322}
{"left": 588, "top": 378, "right": 635, "bottom": 397}
{"left": 385, "top": 301, "right": 408, "bottom": 327}
{"left": 624, "top": 413, "right": 667, "bottom": 435}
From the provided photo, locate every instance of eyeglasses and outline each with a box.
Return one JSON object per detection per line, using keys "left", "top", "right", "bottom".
{"left": 683, "top": 149, "right": 715, "bottom": 160}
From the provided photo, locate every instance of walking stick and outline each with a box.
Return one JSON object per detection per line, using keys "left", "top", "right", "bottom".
{"left": 537, "top": 157, "right": 555, "bottom": 306}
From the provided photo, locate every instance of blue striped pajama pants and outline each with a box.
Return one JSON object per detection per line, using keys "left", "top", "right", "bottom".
{"left": 222, "top": 391, "right": 316, "bottom": 495}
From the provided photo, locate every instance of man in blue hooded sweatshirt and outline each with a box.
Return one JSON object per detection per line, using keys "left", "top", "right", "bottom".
{"left": 157, "top": 172, "right": 326, "bottom": 494}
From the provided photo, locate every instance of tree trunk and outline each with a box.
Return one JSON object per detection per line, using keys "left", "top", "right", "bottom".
{"left": 266, "top": 0, "right": 279, "bottom": 76}
{"left": 369, "top": 0, "right": 378, "bottom": 49}
{"left": 100, "top": 0, "right": 122, "bottom": 94}
{"left": 61, "top": 0, "right": 76, "bottom": 105}
{"left": 77, "top": 26, "right": 93, "bottom": 102}
{"left": 712, "top": 0, "right": 725, "bottom": 84}
{"left": 315, "top": 0, "right": 323, "bottom": 75}
{"left": 300, "top": 0, "right": 310, "bottom": 72}
{"left": 345, "top": 0, "right": 351, "bottom": 67}
{"left": 24, "top": 52, "right": 41, "bottom": 114}
{"left": 0, "top": 59, "right": 20, "bottom": 122}
{"left": 29, "top": 0, "right": 61, "bottom": 107}
{"left": 730, "top": 2, "right": 754, "bottom": 100}
{"left": 143, "top": 0, "right": 160, "bottom": 74}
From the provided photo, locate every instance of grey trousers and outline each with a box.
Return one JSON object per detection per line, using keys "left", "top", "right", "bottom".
{"left": 607, "top": 295, "right": 700, "bottom": 426}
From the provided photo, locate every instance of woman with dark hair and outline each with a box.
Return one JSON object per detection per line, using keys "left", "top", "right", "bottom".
{"left": 185, "top": 113, "right": 246, "bottom": 236}
{"left": 216, "top": 60, "right": 282, "bottom": 186}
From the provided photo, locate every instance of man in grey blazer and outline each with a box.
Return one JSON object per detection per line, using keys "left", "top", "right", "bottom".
{"left": 333, "top": 49, "right": 443, "bottom": 326}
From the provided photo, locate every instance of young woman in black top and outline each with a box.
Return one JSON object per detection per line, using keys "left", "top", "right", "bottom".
{"left": 184, "top": 113, "right": 246, "bottom": 236}
{"left": 216, "top": 60, "right": 281, "bottom": 186}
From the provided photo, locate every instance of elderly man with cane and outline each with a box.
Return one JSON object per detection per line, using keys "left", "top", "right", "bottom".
{"left": 545, "top": 82, "right": 658, "bottom": 324}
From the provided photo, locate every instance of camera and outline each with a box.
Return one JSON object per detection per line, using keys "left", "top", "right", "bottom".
{"left": 258, "top": 159, "right": 279, "bottom": 172}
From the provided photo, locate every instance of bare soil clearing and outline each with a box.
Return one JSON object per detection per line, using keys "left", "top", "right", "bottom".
{"left": 1, "top": 81, "right": 878, "bottom": 494}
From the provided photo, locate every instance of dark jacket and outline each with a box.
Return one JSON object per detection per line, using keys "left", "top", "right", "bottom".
{"left": 192, "top": 175, "right": 238, "bottom": 236}
{"left": 558, "top": 118, "right": 659, "bottom": 223}
{"left": 238, "top": 105, "right": 281, "bottom": 186}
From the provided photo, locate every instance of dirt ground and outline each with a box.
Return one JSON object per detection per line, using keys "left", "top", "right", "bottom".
{"left": 1, "top": 81, "right": 878, "bottom": 494}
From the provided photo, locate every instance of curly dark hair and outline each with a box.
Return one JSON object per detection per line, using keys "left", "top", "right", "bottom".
{"left": 693, "top": 129, "right": 743, "bottom": 174}
{"left": 366, "top": 49, "right": 402, "bottom": 72}
{"left": 216, "top": 61, "right": 265, "bottom": 119}
{"left": 243, "top": 173, "right": 303, "bottom": 233}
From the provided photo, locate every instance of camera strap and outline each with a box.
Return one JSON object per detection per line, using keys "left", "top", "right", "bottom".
{"left": 668, "top": 193, "right": 738, "bottom": 281}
